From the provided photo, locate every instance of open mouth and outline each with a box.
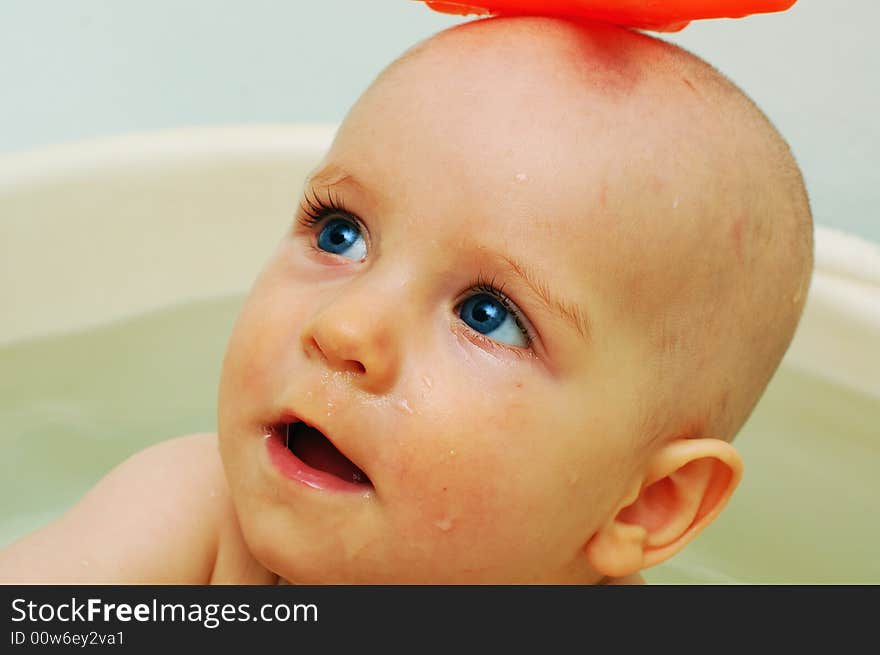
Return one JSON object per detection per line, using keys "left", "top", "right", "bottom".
{"left": 279, "top": 421, "right": 372, "bottom": 487}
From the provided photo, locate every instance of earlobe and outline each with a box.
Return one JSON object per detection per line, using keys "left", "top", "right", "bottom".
{"left": 585, "top": 438, "right": 743, "bottom": 578}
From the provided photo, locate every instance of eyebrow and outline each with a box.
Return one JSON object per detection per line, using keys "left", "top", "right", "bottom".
{"left": 306, "top": 164, "right": 362, "bottom": 195}
{"left": 498, "top": 255, "right": 591, "bottom": 343}
{"left": 305, "top": 165, "right": 592, "bottom": 343}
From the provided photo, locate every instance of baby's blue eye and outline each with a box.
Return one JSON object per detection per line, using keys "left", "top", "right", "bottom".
{"left": 459, "top": 293, "right": 528, "bottom": 348}
{"left": 316, "top": 217, "right": 367, "bottom": 261}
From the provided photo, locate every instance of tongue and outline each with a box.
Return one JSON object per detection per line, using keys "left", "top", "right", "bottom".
{"left": 289, "top": 424, "right": 370, "bottom": 485}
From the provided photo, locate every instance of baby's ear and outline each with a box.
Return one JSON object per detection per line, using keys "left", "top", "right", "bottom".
{"left": 584, "top": 438, "right": 743, "bottom": 579}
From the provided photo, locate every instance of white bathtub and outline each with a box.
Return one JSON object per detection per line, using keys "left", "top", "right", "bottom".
{"left": 1, "top": 126, "right": 878, "bottom": 583}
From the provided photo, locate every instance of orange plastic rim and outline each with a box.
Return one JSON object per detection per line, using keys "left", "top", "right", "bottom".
{"left": 417, "top": 0, "right": 797, "bottom": 32}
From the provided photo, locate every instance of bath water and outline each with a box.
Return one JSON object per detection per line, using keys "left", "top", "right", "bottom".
{"left": 0, "top": 296, "right": 242, "bottom": 546}
{"left": 1, "top": 297, "right": 877, "bottom": 583}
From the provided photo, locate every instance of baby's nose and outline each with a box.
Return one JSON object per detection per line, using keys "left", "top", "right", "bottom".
{"left": 299, "top": 283, "right": 404, "bottom": 394}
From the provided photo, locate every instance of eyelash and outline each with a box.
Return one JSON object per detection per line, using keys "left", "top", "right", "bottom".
{"left": 296, "top": 187, "right": 349, "bottom": 229}
{"left": 294, "top": 188, "right": 536, "bottom": 353}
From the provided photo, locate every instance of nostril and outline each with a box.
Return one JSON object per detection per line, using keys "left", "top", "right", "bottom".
{"left": 305, "top": 334, "right": 364, "bottom": 372}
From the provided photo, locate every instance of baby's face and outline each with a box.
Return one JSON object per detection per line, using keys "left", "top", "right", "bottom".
{"left": 218, "top": 23, "right": 684, "bottom": 583}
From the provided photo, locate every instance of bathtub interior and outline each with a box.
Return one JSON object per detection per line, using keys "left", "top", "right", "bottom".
{"left": 1, "top": 126, "right": 878, "bottom": 583}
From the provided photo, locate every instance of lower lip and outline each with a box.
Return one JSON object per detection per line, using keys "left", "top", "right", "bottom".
{"left": 264, "top": 428, "right": 371, "bottom": 493}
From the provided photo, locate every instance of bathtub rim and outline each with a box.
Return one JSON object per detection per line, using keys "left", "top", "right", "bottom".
{"left": 0, "top": 124, "right": 878, "bottom": 400}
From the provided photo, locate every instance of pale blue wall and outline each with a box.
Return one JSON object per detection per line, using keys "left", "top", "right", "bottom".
{"left": 1, "top": 0, "right": 877, "bottom": 241}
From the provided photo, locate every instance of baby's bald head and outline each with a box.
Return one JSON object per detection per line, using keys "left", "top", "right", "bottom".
{"left": 220, "top": 15, "right": 812, "bottom": 583}
{"left": 342, "top": 16, "right": 813, "bottom": 447}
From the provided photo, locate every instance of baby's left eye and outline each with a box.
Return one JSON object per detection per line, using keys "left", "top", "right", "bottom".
{"left": 315, "top": 216, "right": 367, "bottom": 261}
{"left": 458, "top": 292, "right": 529, "bottom": 348}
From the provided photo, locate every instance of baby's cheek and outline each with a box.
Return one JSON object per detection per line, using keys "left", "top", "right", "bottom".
{"left": 228, "top": 284, "right": 309, "bottom": 390}
{"left": 226, "top": 315, "right": 276, "bottom": 392}
{"left": 386, "top": 428, "right": 524, "bottom": 535}
{"left": 494, "top": 385, "right": 535, "bottom": 433}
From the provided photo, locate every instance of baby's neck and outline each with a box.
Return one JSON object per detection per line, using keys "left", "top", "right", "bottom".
{"left": 276, "top": 574, "right": 645, "bottom": 585}
{"left": 603, "top": 573, "right": 646, "bottom": 585}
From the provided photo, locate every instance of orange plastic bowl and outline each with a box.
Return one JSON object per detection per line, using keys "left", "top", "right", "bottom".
{"left": 415, "top": 0, "right": 797, "bottom": 32}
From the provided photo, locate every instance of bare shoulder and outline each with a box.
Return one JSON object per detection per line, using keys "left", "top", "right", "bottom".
{"left": 81, "top": 432, "right": 231, "bottom": 539}
{"left": 0, "top": 433, "right": 239, "bottom": 583}
{"left": 116, "top": 433, "right": 276, "bottom": 584}
{"left": 122, "top": 432, "right": 227, "bottom": 492}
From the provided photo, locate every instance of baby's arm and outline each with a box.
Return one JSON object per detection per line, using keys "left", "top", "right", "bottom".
{"left": 0, "top": 433, "right": 256, "bottom": 584}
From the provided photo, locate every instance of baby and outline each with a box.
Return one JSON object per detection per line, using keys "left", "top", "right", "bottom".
{"left": 0, "top": 16, "right": 812, "bottom": 584}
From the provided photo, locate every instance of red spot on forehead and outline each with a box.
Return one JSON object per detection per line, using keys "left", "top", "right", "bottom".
{"left": 731, "top": 216, "right": 745, "bottom": 264}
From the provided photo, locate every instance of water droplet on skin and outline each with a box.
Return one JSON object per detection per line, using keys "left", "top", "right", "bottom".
{"left": 363, "top": 395, "right": 391, "bottom": 410}
{"left": 435, "top": 517, "right": 454, "bottom": 531}
{"left": 672, "top": 196, "right": 680, "bottom": 209}
{"left": 449, "top": 449, "right": 456, "bottom": 457}
{"left": 422, "top": 375, "right": 433, "bottom": 390}
{"left": 397, "top": 398, "right": 413, "bottom": 414}
{"left": 514, "top": 172, "right": 528, "bottom": 183}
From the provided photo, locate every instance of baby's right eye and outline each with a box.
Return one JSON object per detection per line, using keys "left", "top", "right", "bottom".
{"left": 296, "top": 188, "right": 368, "bottom": 262}
{"left": 314, "top": 216, "right": 367, "bottom": 261}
